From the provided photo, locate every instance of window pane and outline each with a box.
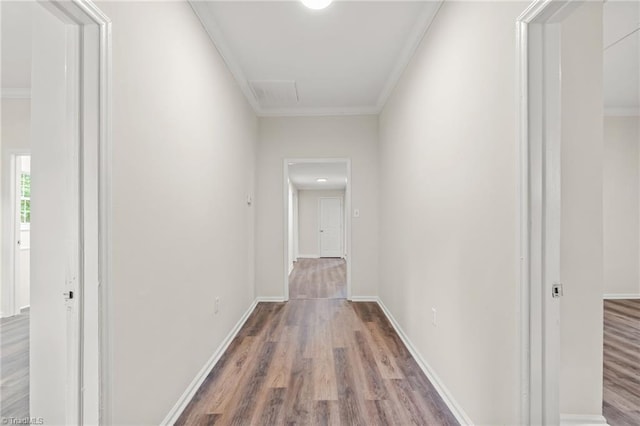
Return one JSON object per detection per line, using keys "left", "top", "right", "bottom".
{"left": 21, "top": 173, "right": 31, "bottom": 198}
{"left": 21, "top": 199, "right": 30, "bottom": 224}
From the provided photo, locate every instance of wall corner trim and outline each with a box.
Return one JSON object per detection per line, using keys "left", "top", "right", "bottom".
{"left": 256, "top": 296, "right": 287, "bottom": 303}
{"left": 160, "top": 299, "right": 259, "bottom": 425}
{"left": 560, "top": 414, "right": 609, "bottom": 425}
{"left": 603, "top": 293, "right": 640, "bottom": 300}
{"left": 375, "top": 297, "right": 474, "bottom": 425}
{"left": 297, "top": 254, "right": 320, "bottom": 259}
{"left": 349, "top": 296, "right": 379, "bottom": 302}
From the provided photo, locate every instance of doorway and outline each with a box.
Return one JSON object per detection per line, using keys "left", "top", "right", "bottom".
{"left": 1, "top": 0, "right": 111, "bottom": 423}
{"left": 519, "top": 1, "right": 608, "bottom": 424}
{"left": 284, "top": 159, "right": 351, "bottom": 300}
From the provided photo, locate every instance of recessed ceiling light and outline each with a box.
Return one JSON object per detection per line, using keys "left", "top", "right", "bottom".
{"left": 301, "top": 0, "right": 333, "bottom": 10}
{"left": 316, "top": 178, "right": 328, "bottom": 183}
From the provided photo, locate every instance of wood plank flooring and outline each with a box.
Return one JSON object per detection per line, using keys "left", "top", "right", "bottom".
{"left": 1, "top": 310, "right": 29, "bottom": 419}
{"left": 603, "top": 299, "right": 640, "bottom": 426}
{"left": 176, "top": 298, "right": 458, "bottom": 425}
{"left": 289, "top": 258, "right": 346, "bottom": 300}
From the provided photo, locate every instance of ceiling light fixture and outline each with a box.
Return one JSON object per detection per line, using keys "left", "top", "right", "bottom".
{"left": 316, "top": 178, "right": 328, "bottom": 183}
{"left": 301, "top": 0, "right": 333, "bottom": 10}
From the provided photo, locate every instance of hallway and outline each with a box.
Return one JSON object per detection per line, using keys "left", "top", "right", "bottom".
{"left": 176, "top": 298, "right": 458, "bottom": 425}
{"left": 176, "top": 259, "right": 458, "bottom": 424}
{"left": 289, "top": 258, "right": 347, "bottom": 300}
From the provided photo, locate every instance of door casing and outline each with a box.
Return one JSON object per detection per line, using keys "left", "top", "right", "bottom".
{"left": 517, "top": 1, "right": 583, "bottom": 424}
{"left": 283, "top": 158, "right": 352, "bottom": 301}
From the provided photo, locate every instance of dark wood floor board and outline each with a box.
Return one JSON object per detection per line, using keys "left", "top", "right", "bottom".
{"left": 603, "top": 299, "right": 640, "bottom": 426}
{"left": 176, "top": 259, "right": 458, "bottom": 425}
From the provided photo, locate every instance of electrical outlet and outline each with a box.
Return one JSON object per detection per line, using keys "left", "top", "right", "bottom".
{"left": 432, "top": 307, "right": 437, "bottom": 326}
{"left": 215, "top": 297, "right": 220, "bottom": 314}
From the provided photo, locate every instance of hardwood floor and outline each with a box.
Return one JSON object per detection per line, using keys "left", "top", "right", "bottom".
{"left": 1, "top": 310, "right": 29, "bottom": 419}
{"left": 289, "top": 258, "right": 346, "bottom": 300}
{"left": 176, "top": 300, "right": 458, "bottom": 425}
{"left": 603, "top": 299, "right": 640, "bottom": 426}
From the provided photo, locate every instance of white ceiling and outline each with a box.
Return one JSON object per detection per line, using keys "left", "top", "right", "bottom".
{"left": 190, "top": 0, "right": 442, "bottom": 116}
{"left": 289, "top": 161, "right": 347, "bottom": 190}
{"left": 1, "top": 1, "right": 33, "bottom": 90}
{"left": 603, "top": 0, "right": 640, "bottom": 114}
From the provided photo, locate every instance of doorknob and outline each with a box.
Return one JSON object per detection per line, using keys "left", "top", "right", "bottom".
{"left": 320, "top": 230, "right": 324, "bottom": 233}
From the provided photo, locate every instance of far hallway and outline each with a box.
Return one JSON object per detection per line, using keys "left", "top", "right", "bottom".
{"left": 289, "top": 258, "right": 347, "bottom": 300}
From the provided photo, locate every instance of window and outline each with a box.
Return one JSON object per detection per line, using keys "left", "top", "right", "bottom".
{"left": 20, "top": 171, "right": 30, "bottom": 229}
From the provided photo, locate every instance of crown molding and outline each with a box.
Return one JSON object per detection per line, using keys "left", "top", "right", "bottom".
{"left": 375, "top": 0, "right": 444, "bottom": 112}
{"left": 188, "top": 1, "right": 262, "bottom": 113}
{"left": 604, "top": 107, "right": 640, "bottom": 117}
{"left": 257, "top": 105, "right": 379, "bottom": 117}
{"left": 1, "top": 88, "right": 31, "bottom": 99}
{"left": 190, "top": 1, "right": 442, "bottom": 117}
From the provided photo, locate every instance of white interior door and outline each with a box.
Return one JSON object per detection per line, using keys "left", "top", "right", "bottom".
{"left": 319, "top": 197, "right": 343, "bottom": 258}
{"left": 30, "top": 4, "right": 81, "bottom": 424}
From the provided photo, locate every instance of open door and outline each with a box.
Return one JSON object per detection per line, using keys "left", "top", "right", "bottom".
{"left": 29, "top": 4, "right": 81, "bottom": 424}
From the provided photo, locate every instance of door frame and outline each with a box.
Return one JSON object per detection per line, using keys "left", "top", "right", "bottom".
{"left": 35, "top": 0, "right": 112, "bottom": 423}
{"left": 318, "top": 196, "right": 344, "bottom": 258}
{"left": 517, "top": 1, "right": 582, "bottom": 424}
{"left": 283, "top": 158, "right": 352, "bottom": 301}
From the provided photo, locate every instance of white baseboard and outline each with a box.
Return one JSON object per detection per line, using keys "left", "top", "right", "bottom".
{"left": 561, "top": 414, "right": 609, "bottom": 425}
{"left": 349, "top": 296, "right": 379, "bottom": 302}
{"left": 256, "top": 296, "right": 287, "bottom": 303}
{"left": 603, "top": 293, "right": 640, "bottom": 300}
{"left": 160, "top": 299, "right": 258, "bottom": 425}
{"left": 376, "top": 298, "right": 474, "bottom": 426}
{"left": 20, "top": 305, "right": 30, "bottom": 312}
{"left": 297, "top": 254, "right": 319, "bottom": 259}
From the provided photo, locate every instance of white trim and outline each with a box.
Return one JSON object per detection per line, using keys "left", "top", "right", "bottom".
{"left": 349, "top": 296, "right": 378, "bottom": 302}
{"left": 604, "top": 108, "right": 640, "bottom": 117}
{"left": 256, "top": 296, "right": 287, "bottom": 303}
{"left": 518, "top": 2, "right": 586, "bottom": 424}
{"left": 160, "top": 299, "right": 259, "bottom": 425}
{"left": 20, "top": 305, "right": 30, "bottom": 312}
{"left": 188, "top": 1, "right": 261, "bottom": 113}
{"left": 297, "top": 254, "right": 320, "bottom": 259}
{"left": 258, "top": 106, "right": 379, "bottom": 117}
{"left": 375, "top": 1, "right": 443, "bottom": 111}
{"left": 1, "top": 88, "right": 31, "bottom": 99}
{"left": 560, "top": 414, "right": 609, "bottom": 425}
{"left": 43, "top": 1, "right": 113, "bottom": 423}
{"left": 376, "top": 298, "right": 474, "bottom": 426}
{"left": 603, "top": 293, "right": 640, "bottom": 300}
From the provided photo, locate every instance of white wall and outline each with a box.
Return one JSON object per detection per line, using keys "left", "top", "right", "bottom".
{"left": 255, "top": 116, "right": 378, "bottom": 299}
{"left": 604, "top": 115, "right": 640, "bottom": 296}
{"left": 96, "top": 2, "right": 257, "bottom": 424}
{"left": 559, "top": 2, "right": 604, "bottom": 416}
{"left": 1, "top": 99, "right": 30, "bottom": 317}
{"left": 298, "top": 189, "right": 344, "bottom": 257}
{"left": 378, "top": 2, "right": 527, "bottom": 424}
